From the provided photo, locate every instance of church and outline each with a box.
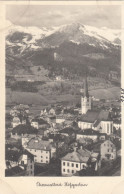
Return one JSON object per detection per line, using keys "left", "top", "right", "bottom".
{"left": 78, "top": 74, "right": 113, "bottom": 135}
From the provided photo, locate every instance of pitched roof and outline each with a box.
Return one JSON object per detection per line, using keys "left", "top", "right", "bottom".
{"left": 77, "top": 129, "right": 99, "bottom": 136}
{"left": 101, "top": 140, "right": 116, "bottom": 148}
{"left": 61, "top": 148, "right": 94, "bottom": 163}
{"left": 32, "top": 118, "right": 48, "bottom": 125}
{"left": 27, "top": 138, "right": 55, "bottom": 151}
{"left": 59, "top": 127, "right": 75, "bottom": 135}
{"left": 78, "top": 110, "right": 100, "bottom": 123}
{"left": 78, "top": 110, "right": 111, "bottom": 126}
{"left": 61, "top": 151, "right": 90, "bottom": 163}
{"left": 98, "top": 110, "right": 110, "bottom": 121}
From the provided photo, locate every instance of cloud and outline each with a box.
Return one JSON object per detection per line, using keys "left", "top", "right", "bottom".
{"left": 6, "top": 5, "right": 121, "bottom": 29}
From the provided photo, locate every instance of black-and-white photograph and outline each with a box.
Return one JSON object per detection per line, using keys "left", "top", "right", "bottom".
{"left": 5, "top": 4, "right": 121, "bottom": 177}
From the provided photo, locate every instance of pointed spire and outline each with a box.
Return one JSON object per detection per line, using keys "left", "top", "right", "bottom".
{"left": 84, "top": 73, "right": 89, "bottom": 98}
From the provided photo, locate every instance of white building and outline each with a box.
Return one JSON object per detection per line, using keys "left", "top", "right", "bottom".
{"left": 26, "top": 137, "right": 56, "bottom": 164}
{"left": 100, "top": 140, "right": 117, "bottom": 160}
{"left": 61, "top": 148, "right": 100, "bottom": 176}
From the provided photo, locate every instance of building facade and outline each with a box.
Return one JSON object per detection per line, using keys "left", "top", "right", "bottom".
{"left": 100, "top": 140, "right": 117, "bottom": 160}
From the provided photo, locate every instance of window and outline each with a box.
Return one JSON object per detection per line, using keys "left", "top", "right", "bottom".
{"left": 46, "top": 161, "right": 48, "bottom": 163}
{"left": 72, "top": 170, "right": 74, "bottom": 173}
{"left": 108, "top": 149, "right": 109, "bottom": 152}
{"left": 76, "top": 164, "right": 78, "bottom": 168}
{"left": 111, "top": 149, "right": 113, "bottom": 152}
{"left": 41, "top": 156, "right": 43, "bottom": 158}
{"left": 41, "top": 160, "right": 43, "bottom": 162}
{"left": 63, "top": 162, "right": 65, "bottom": 166}
{"left": 35, "top": 150, "right": 36, "bottom": 152}
{"left": 21, "top": 161, "right": 24, "bottom": 165}
{"left": 41, "top": 150, "right": 43, "bottom": 153}
{"left": 83, "top": 165, "right": 85, "bottom": 168}
{"left": 46, "top": 157, "right": 48, "bottom": 159}
{"left": 67, "top": 162, "right": 69, "bottom": 166}
{"left": 30, "top": 149, "right": 32, "bottom": 151}
{"left": 104, "top": 144, "right": 106, "bottom": 146}
{"left": 72, "top": 163, "right": 74, "bottom": 167}
{"left": 63, "top": 169, "right": 65, "bottom": 172}
{"left": 67, "top": 169, "right": 70, "bottom": 173}
{"left": 107, "top": 124, "right": 109, "bottom": 134}
{"left": 46, "top": 151, "right": 48, "bottom": 154}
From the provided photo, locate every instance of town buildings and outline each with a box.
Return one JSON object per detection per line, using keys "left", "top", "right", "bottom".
{"left": 26, "top": 137, "right": 56, "bottom": 164}
{"left": 61, "top": 147, "right": 100, "bottom": 176}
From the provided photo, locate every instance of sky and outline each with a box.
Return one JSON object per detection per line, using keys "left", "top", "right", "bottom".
{"left": 6, "top": 5, "right": 121, "bottom": 29}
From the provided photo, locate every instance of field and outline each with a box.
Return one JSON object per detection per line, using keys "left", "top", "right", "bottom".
{"left": 6, "top": 82, "right": 120, "bottom": 106}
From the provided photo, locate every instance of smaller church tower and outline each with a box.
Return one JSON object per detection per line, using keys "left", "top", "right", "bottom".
{"left": 81, "top": 74, "right": 92, "bottom": 114}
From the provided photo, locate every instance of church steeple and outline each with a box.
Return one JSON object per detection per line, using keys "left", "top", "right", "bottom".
{"left": 81, "top": 70, "right": 92, "bottom": 114}
{"left": 84, "top": 73, "right": 89, "bottom": 98}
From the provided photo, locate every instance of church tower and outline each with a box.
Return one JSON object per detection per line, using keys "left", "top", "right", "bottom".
{"left": 81, "top": 74, "right": 92, "bottom": 114}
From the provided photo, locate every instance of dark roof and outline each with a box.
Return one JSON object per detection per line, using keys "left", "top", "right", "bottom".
{"left": 12, "top": 124, "right": 38, "bottom": 135}
{"left": 32, "top": 118, "right": 48, "bottom": 125}
{"left": 59, "top": 127, "right": 75, "bottom": 135}
{"left": 78, "top": 110, "right": 111, "bottom": 126}
{"left": 78, "top": 110, "right": 100, "bottom": 123}
{"left": 37, "top": 128, "right": 48, "bottom": 135}
{"left": 98, "top": 110, "right": 110, "bottom": 121}
{"left": 77, "top": 129, "right": 100, "bottom": 136}
{"left": 27, "top": 137, "right": 55, "bottom": 151}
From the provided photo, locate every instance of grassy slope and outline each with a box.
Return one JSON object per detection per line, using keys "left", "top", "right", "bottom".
{"left": 6, "top": 86, "right": 120, "bottom": 106}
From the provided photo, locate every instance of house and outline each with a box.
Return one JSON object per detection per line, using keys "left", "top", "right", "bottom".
{"left": 56, "top": 114, "right": 65, "bottom": 124}
{"left": 59, "top": 127, "right": 76, "bottom": 138}
{"left": 22, "top": 134, "right": 37, "bottom": 148}
{"left": 12, "top": 115, "right": 27, "bottom": 128}
{"left": 31, "top": 118, "right": 49, "bottom": 129}
{"left": 100, "top": 140, "right": 117, "bottom": 160}
{"left": 26, "top": 137, "right": 56, "bottom": 164}
{"left": 37, "top": 128, "right": 49, "bottom": 137}
{"left": 61, "top": 147, "right": 100, "bottom": 176}
{"left": 76, "top": 129, "right": 100, "bottom": 142}
{"left": 49, "top": 108, "right": 56, "bottom": 115}
{"left": 18, "top": 150, "right": 34, "bottom": 176}
{"left": 56, "top": 113, "right": 76, "bottom": 124}
{"left": 12, "top": 116, "right": 21, "bottom": 128}
{"left": 11, "top": 125, "right": 38, "bottom": 139}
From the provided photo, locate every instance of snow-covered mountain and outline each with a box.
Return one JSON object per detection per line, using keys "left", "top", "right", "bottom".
{"left": 6, "top": 20, "right": 121, "bottom": 53}
{"left": 6, "top": 20, "right": 121, "bottom": 80}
